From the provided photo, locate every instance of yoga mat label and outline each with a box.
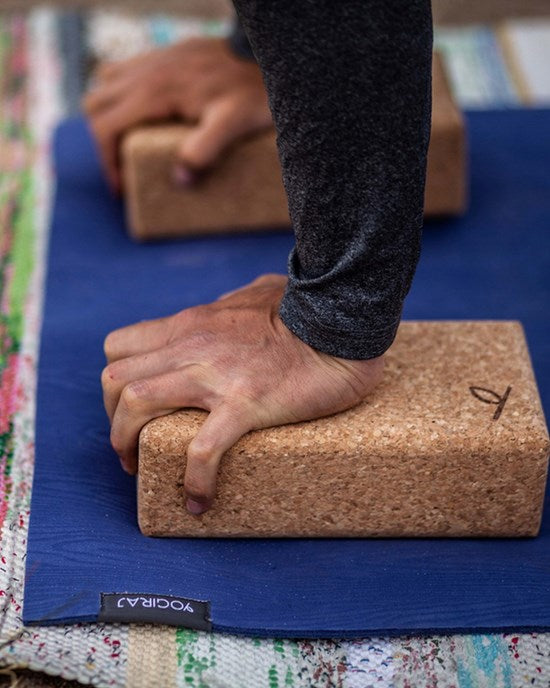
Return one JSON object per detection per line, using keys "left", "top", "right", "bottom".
{"left": 98, "top": 592, "right": 211, "bottom": 630}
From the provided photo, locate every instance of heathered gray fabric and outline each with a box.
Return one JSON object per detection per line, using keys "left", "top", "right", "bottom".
{"left": 231, "top": 0, "right": 433, "bottom": 359}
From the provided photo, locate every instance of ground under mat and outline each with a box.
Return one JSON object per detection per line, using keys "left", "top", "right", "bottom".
{"left": 23, "top": 109, "right": 550, "bottom": 636}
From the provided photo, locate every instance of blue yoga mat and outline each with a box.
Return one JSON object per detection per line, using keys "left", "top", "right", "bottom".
{"left": 24, "top": 110, "right": 550, "bottom": 636}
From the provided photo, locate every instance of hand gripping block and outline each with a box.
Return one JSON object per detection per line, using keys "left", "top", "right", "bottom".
{"left": 137, "top": 321, "right": 549, "bottom": 538}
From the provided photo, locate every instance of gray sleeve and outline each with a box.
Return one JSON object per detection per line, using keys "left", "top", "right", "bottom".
{"left": 232, "top": 0, "right": 433, "bottom": 359}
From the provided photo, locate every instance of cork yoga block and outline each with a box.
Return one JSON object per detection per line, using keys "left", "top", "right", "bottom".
{"left": 137, "top": 321, "right": 549, "bottom": 538}
{"left": 425, "top": 52, "right": 467, "bottom": 216}
{"left": 122, "top": 126, "right": 289, "bottom": 240}
{"left": 122, "top": 53, "right": 466, "bottom": 240}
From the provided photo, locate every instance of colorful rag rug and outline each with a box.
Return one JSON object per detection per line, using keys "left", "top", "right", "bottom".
{"left": 0, "top": 8, "right": 549, "bottom": 687}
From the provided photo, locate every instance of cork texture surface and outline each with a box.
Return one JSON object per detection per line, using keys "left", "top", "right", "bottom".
{"left": 122, "top": 53, "right": 466, "bottom": 239}
{"left": 137, "top": 321, "right": 550, "bottom": 538}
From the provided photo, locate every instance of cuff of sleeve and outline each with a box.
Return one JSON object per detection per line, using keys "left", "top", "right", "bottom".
{"left": 279, "top": 290, "right": 401, "bottom": 360}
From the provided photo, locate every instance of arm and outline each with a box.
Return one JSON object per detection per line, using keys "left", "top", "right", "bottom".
{"left": 102, "top": 1, "right": 433, "bottom": 514}
{"left": 233, "top": 0, "right": 433, "bottom": 359}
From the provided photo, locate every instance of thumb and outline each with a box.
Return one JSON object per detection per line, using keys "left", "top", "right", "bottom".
{"left": 184, "top": 403, "right": 252, "bottom": 515}
{"left": 177, "top": 101, "right": 243, "bottom": 174}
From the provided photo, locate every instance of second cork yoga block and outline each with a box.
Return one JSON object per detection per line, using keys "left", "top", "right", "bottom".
{"left": 122, "top": 53, "right": 466, "bottom": 240}
{"left": 137, "top": 321, "right": 549, "bottom": 538}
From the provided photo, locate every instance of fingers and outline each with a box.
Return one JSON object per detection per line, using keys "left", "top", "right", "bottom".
{"left": 176, "top": 100, "right": 247, "bottom": 173}
{"left": 184, "top": 402, "right": 253, "bottom": 514}
{"left": 102, "top": 345, "right": 201, "bottom": 421}
{"left": 109, "top": 368, "right": 253, "bottom": 518}
{"left": 92, "top": 53, "right": 148, "bottom": 83}
{"left": 104, "top": 315, "right": 175, "bottom": 363}
{"left": 92, "top": 60, "right": 120, "bottom": 82}
{"left": 88, "top": 88, "right": 171, "bottom": 192}
{"left": 110, "top": 369, "right": 214, "bottom": 475}
{"left": 83, "top": 74, "right": 134, "bottom": 117}
{"left": 85, "top": 52, "right": 166, "bottom": 116}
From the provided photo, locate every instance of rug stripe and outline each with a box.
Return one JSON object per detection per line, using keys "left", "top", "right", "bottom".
{"left": 127, "top": 624, "right": 178, "bottom": 688}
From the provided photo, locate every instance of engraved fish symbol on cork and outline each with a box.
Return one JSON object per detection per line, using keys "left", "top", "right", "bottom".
{"left": 469, "top": 385, "right": 512, "bottom": 421}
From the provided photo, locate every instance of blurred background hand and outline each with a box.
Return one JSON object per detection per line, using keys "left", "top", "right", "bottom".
{"left": 83, "top": 36, "right": 272, "bottom": 192}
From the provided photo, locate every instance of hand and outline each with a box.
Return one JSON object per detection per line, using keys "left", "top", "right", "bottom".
{"left": 83, "top": 37, "right": 272, "bottom": 192}
{"left": 101, "top": 274, "right": 385, "bottom": 514}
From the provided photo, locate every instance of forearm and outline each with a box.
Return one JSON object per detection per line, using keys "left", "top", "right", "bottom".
{"left": 232, "top": 0, "right": 433, "bottom": 359}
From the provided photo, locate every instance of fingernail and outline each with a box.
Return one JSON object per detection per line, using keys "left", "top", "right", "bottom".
{"left": 173, "top": 163, "right": 195, "bottom": 188}
{"left": 186, "top": 498, "right": 206, "bottom": 515}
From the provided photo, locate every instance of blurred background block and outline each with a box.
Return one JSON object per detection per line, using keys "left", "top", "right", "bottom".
{"left": 122, "top": 126, "right": 289, "bottom": 239}
{"left": 425, "top": 52, "right": 467, "bottom": 216}
{"left": 122, "top": 51, "right": 466, "bottom": 240}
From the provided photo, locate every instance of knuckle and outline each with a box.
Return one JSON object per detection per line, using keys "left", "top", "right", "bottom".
{"left": 121, "top": 380, "right": 151, "bottom": 407}
{"left": 254, "top": 273, "right": 286, "bottom": 287}
{"left": 110, "top": 429, "right": 124, "bottom": 456}
{"left": 172, "top": 307, "right": 192, "bottom": 326}
{"left": 100, "top": 363, "right": 118, "bottom": 391}
{"left": 171, "top": 306, "right": 202, "bottom": 333}
{"left": 187, "top": 440, "right": 213, "bottom": 465}
{"left": 184, "top": 475, "right": 211, "bottom": 503}
{"left": 187, "top": 329, "right": 216, "bottom": 349}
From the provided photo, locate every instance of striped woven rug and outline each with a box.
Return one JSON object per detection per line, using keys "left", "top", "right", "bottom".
{"left": 0, "top": 8, "right": 549, "bottom": 687}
